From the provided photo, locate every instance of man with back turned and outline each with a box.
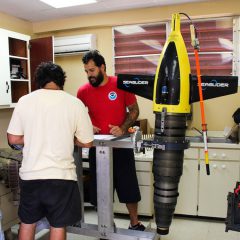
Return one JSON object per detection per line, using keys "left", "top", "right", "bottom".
{"left": 7, "top": 62, "right": 94, "bottom": 240}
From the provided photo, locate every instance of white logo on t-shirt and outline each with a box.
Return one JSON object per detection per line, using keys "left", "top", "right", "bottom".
{"left": 108, "top": 91, "right": 117, "bottom": 101}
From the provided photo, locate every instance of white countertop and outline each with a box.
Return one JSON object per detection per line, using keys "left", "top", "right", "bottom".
{"left": 190, "top": 142, "right": 240, "bottom": 149}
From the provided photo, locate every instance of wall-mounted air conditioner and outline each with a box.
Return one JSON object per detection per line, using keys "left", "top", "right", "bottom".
{"left": 54, "top": 34, "right": 96, "bottom": 56}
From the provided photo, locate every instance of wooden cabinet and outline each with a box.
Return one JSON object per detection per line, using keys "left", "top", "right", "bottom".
{"left": 0, "top": 29, "right": 11, "bottom": 105}
{"left": 198, "top": 148, "right": 240, "bottom": 218}
{"left": 176, "top": 145, "right": 240, "bottom": 218}
{"left": 123, "top": 144, "right": 240, "bottom": 218}
{"left": 0, "top": 29, "right": 30, "bottom": 106}
{"left": 9, "top": 34, "right": 30, "bottom": 104}
{"left": 0, "top": 28, "right": 53, "bottom": 107}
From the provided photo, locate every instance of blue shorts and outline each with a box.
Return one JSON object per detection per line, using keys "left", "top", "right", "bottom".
{"left": 19, "top": 179, "right": 81, "bottom": 227}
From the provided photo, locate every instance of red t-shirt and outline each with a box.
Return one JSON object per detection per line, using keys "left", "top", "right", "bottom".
{"left": 77, "top": 76, "right": 136, "bottom": 134}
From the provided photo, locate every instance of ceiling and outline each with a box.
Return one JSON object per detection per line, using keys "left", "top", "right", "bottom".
{"left": 0, "top": 0, "right": 215, "bottom": 22}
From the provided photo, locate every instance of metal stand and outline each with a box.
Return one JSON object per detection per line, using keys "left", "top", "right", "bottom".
{"left": 68, "top": 136, "right": 159, "bottom": 240}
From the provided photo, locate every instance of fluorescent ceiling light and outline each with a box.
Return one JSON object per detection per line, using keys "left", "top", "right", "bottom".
{"left": 40, "top": 0, "right": 97, "bottom": 8}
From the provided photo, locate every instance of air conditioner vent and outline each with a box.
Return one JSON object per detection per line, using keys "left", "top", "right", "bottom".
{"left": 54, "top": 34, "right": 96, "bottom": 56}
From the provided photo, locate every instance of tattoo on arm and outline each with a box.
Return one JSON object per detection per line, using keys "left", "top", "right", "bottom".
{"left": 120, "top": 102, "right": 139, "bottom": 133}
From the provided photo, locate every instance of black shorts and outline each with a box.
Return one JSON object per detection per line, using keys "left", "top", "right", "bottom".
{"left": 19, "top": 179, "right": 81, "bottom": 227}
{"left": 89, "top": 147, "right": 141, "bottom": 206}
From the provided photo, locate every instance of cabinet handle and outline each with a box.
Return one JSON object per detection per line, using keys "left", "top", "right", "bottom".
{"left": 221, "top": 153, "right": 226, "bottom": 158}
{"left": 6, "top": 81, "right": 9, "bottom": 93}
{"left": 212, "top": 153, "right": 217, "bottom": 158}
{"left": 213, "top": 164, "right": 217, "bottom": 169}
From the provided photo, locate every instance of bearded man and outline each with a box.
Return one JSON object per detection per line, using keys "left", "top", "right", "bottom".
{"left": 77, "top": 50, "right": 145, "bottom": 231}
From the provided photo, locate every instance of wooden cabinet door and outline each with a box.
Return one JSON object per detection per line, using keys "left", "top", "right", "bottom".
{"left": 0, "top": 29, "right": 11, "bottom": 105}
{"left": 175, "top": 159, "right": 199, "bottom": 215}
{"left": 198, "top": 161, "right": 240, "bottom": 218}
{"left": 29, "top": 36, "right": 54, "bottom": 91}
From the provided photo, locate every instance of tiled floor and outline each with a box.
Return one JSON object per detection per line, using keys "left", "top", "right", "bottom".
{"left": 11, "top": 208, "right": 240, "bottom": 240}
{"left": 158, "top": 217, "right": 240, "bottom": 240}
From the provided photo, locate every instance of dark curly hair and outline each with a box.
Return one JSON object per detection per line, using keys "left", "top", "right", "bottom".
{"left": 35, "top": 61, "right": 66, "bottom": 89}
{"left": 82, "top": 50, "right": 106, "bottom": 71}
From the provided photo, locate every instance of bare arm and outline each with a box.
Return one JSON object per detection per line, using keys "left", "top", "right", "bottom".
{"left": 109, "top": 102, "right": 139, "bottom": 136}
{"left": 7, "top": 133, "right": 24, "bottom": 145}
{"left": 75, "top": 137, "right": 93, "bottom": 148}
{"left": 121, "top": 102, "right": 139, "bottom": 133}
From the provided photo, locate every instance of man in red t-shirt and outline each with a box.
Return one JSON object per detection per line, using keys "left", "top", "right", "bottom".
{"left": 77, "top": 50, "right": 145, "bottom": 231}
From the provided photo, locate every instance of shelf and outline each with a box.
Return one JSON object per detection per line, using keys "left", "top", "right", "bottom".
{"left": 9, "top": 55, "right": 28, "bottom": 60}
{"left": 8, "top": 37, "right": 27, "bottom": 58}
{"left": 11, "top": 81, "right": 29, "bottom": 103}
{"left": 10, "top": 79, "right": 29, "bottom": 82}
{"left": 9, "top": 58, "right": 28, "bottom": 80}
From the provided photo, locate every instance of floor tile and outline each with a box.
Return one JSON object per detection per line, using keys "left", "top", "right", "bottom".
{"left": 9, "top": 208, "right": 240, "bottom": 240}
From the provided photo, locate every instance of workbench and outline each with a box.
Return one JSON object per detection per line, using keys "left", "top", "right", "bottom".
{"left": 68, "top": 135, "right": 159, "bottom": 240}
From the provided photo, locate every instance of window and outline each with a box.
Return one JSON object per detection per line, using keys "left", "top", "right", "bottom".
{"left": 113, "top": 17, "right": 234, "bottom": 78}
{"left": 181, "top": 17, "right": 233, "bottom": 76}
{"left": 113, "top": 23, "right": 167, "bottom": 75}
